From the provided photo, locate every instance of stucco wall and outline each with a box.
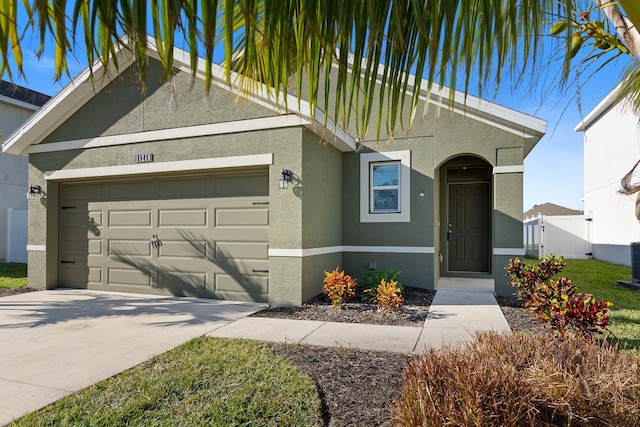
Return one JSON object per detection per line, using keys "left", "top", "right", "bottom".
{"left": 582, "top": 102, "right": 640, "bottom": 251}
{"left": 25, "top": 58, "right": 539, "bottom": 302}
{"left": 27, "top": 62, "right": 308, "bottom": 301}
{"left": 340, "top": 103, "right": 527, "bottom": 291}
{"left": 43, "top": 61, "right": 278, "bottom": 144}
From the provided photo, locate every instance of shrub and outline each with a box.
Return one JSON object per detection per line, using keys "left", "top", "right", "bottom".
{"left": 393, "top": 332, "right": 640, "bottom": 426}
{"left": 549, "top": 290, "right": 613, "bottom": 342}
{"left": 376, "top": 279, "right": 404, "bottom": 312}
{"left": 359, "top": 268, "right": 401, "bottom": 303}
{"left": 322, "top": 267, "right": 356, "bottom": 306}
{"left": 505, "top": 255, "right": 566, "bottom": 301}
{"left": 505, "top": 256, "right": 612, "bottom": 342}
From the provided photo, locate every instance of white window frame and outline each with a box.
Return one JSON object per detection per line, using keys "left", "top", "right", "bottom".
{"left": 370, "top": 161, "right": 401, "bottom": 213}
{"left": 360, "top": 150, "right": 411, "bottom": 223}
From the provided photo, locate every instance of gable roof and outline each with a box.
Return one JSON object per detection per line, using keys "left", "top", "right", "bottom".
{"left": 523, "top": 202, "right": 583, "bottom": 220}
{"left": 0, "top": 81, "right": 51, "bottom": 110}
{"left": 2, "top": 39, "right": 546, "bottom": 156}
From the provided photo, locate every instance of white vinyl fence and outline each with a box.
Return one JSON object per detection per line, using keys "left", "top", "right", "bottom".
{"left": 524, "top": 214, "right": 591, "bottom": 260}
{"left": 6, "top": 209, "right": 27, "bottom": 263}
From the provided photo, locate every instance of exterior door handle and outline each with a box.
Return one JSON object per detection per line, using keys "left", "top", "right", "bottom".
{"left": 150, "top": 234, "right": 162, "bottom": 248}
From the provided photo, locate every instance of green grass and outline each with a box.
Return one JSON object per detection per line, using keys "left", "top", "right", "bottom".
{"left": 11, "top": 337, "right": 321, "bottom": 426}
{"left": 0, "top": 263, "right": 27, "bottom": 289}
{"left": 525, "top": 258, "right": 639, "bottom": 351}
{"left": 560, "top": 259, "right": 639, "bottom": 351}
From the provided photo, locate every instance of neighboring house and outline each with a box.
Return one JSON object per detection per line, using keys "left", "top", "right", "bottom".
{"left": 1, "top": 43, "right": 547, "bottom": 305}
{"left": 575, "top": 84, "right": 640, "bottom": 267}
{"left": 0, "top": 81, "right": 50, "bottom": 262}
{"left": 523, "top": 202, "right": 583, "bottom": 221}
{"left": 523, "top": 202, "right": 587, "bottom": 260}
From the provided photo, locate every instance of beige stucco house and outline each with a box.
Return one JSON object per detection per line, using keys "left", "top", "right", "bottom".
{"left": 0, "top": 82, "right": 50, "bottom": 262}
{"left": 1, "top": 44, "right": 546, "bottom": 306}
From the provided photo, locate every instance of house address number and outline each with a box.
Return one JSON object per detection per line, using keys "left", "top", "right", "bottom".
{"left": 135, "top": 154, "right": 154, "bottom": 163}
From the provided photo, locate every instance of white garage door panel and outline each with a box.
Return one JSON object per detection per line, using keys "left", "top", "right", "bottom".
{"left": 216, "top": 208, "right": 269, "bottom": 226}
{"left": 159, "top": 209, "right": 208, "bottom": 227}
{"left": 109, "top": 210, "right": 153, "bottom": 227}
{"left": 158, "top": 178, "right": 208, "bottom": 198}
{"left": 158, "top": 241, "right": 208, "bottom": 259}
{"left": 158, "top": 271, "right": 208, "bottom": 290}
{"left": 59, "top": 171, "right": 269, "bottom": 302}
{"left": 109, "top": 240, "right": 152, "bottom": 257}
{"left": 108, "top": 181, "right": 152, "bottom": 199}
{"left": 108, "top": 268, "right": 152, "bottom": 287}
{"left": 216, "top": 274, "right": 269, "bottom": 295}
{"left": 215, "top": 242, "right": 269, "bottom": 259}
{"left": 216, "top": 174, "right": 268, "bottom": 196}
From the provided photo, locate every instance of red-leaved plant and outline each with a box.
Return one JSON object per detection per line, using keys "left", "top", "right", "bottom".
{"left": 323, "top": 267, "right": 357, "bottom": 306}
{"left": 505, "top": 256, "right": 612, "bottom": 343}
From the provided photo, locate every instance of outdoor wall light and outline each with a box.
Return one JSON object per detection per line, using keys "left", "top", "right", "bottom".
{"left": 26, "top": 185, "right": 42, "bottom": 200}
{"left": 278, "top": 169, "right": 292, "bottom": 189}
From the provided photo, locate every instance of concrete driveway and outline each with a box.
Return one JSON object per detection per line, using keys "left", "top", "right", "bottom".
{"left": 0, "top": 289, "right": 263, "bottom": 425}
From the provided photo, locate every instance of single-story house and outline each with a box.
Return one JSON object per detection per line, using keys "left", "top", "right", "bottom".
{"left": 0, "top": 81, "right": 51, "bottom": 262}
{"left": 575, "top": 84, "right": 640, "bottom": 267}
{"left": 1, "top": 43, "right": 547, "bottom": 305}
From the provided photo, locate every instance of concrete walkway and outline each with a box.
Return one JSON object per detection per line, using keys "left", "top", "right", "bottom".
{"left": 209, "top": 290, "right": 511, "bottom": 353}
{"left": 0, "top": 288, "right": 510, "bottom": 425}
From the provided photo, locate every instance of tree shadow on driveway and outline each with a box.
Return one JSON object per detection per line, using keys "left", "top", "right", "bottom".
{"left": 0, "top": 289, "right": 263, "bottom": 329}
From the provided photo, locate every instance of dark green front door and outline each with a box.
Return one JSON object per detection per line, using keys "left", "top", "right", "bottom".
{"left": 447, "top": 182, "right": 491, "bottom": 273}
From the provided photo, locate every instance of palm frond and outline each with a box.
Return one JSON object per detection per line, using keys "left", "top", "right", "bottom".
{"left": 0, "top": 0, "right": 579, "bottom": 141}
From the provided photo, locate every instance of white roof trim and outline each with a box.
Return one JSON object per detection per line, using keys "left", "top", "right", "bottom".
{"left": 29, "top": 115, "right": 311, "bottom": 154}
{"left": 4, "top": 37, "right": 542, "bottom": 156}
{"left": 333, "top": 59, "right": 547, "bottom": 137}
{"left": 574, "top": 82, "right": 623, "bottom": 132}
{"left": 420, "top": 81, "right": 546, "bottom": 136}
{"left": 45, "top": 153, "right": 273, "bottom": 180}
{"left": 3, "top": 39, "right": 356, "bottom": 156}
{"left": 2, "top": 48, "right": 135, "bottom": 155}
{"left": 0, "top": 95, "right": 40, "bottom": 111}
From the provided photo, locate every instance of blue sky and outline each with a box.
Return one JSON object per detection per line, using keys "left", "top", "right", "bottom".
{"left": 3, "top": 21, "right": 630, "bottom": 213}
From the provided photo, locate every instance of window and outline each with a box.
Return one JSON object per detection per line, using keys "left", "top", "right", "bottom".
{"left": 360, "top": 150, "right": 411, "bottom": 223}
{"left": 370, "top": 162, "right": 400, "bottom": 213}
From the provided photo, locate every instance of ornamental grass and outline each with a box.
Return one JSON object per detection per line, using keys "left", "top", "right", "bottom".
{"left": 394, "top": 332, "right": 640, "bottom": 426}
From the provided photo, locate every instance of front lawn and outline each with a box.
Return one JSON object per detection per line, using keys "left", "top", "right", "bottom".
{"left": 0, "top": 263, "right": 27, "bottom": 289}
{"left": 560, "top": 259, "right": 639, "bottom": 351}
{"left": 10, "top": 337, "right": 321, "bottom": 426}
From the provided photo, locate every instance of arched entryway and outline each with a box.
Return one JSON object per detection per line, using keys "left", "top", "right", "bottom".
{"left": 439, "top": 156, "right": 493, "bottom": 277}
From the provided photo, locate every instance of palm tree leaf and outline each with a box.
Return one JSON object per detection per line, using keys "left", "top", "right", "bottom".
{"left": 0, "top": 0, "right": 580, "bottom": 142}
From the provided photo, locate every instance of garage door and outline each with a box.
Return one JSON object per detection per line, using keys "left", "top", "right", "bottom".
{"left": 59, "top": 171, "right": 269, "bottom": 302}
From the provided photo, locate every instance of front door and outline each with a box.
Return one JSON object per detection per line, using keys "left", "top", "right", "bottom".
{"left": 447, "top": 182, "right": 491, "bottom": 273}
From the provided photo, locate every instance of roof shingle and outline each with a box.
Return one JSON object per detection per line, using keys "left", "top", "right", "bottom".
{"left": 0, "top": 81, "right": 50, "bottom": 107}
{"left": 523, "top": 202, "right": 583, "bottom": 220}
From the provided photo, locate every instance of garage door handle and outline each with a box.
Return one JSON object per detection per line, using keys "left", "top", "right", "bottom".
{"left": 60, "top": 260, "right": 76, "bottom": 264}
{"left": 252, "top": 269, "right": 269, "bottom": 273}
{"left": 252, "top": 202, "right": 269, "bottom": 205}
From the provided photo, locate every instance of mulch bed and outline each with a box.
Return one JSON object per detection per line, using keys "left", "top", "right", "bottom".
{"left": 2, "top": 285, "right": 546, "bottom": 426}
{"left": 255, "top": 288, "right": 547, "bottom": 426}
{"left": 252, "top": 286, "right": 436, "bottom": 326}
